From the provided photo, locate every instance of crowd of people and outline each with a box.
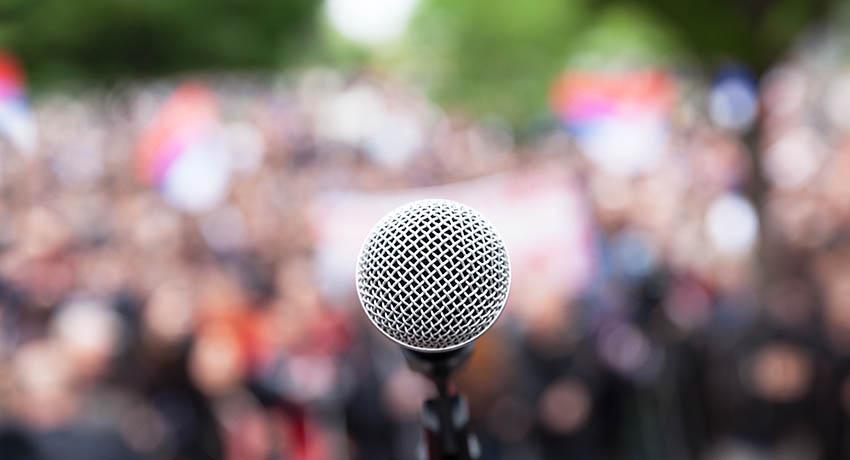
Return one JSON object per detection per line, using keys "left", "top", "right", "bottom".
{"left": 0, "top": 49, "right": 849, "bottom": 460}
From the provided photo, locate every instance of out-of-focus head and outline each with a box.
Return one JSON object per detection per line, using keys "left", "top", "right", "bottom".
{"left": 11, "top": 340, "right": 77, "bottom": 428}
{"left": 356, "top": 199, "right": 510, "bottom": 353}
{"left": 51, "top": 299, "right": 121, "bottom": 381}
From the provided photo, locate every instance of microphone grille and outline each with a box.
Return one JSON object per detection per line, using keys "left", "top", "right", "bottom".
{"left": 356, "top": 199, "right": 511, "bottom": 352}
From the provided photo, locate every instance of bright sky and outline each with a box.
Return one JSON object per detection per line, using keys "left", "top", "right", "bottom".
{"left": 325, "top": 0, "right": 421, "bottom": 46}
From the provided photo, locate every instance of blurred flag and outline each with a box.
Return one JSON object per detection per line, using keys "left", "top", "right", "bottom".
{"left": 0, "top": 52, "right": 37, "bottom": 154}
{"left": 310, "top": 168, "right": 594, "bottom": 309}
{"left": 551, "top": 70, "right": 676, "bottom": 176}
{"left": 136, "top": 83, "right": 231, "bottom": 213}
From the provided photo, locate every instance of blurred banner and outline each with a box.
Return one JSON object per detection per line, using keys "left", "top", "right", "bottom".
{"left": 0, "top": 52, "right": 36, "bottom": 154}
{"left": 310, "top": 167, "right": 594, "bottom": 311}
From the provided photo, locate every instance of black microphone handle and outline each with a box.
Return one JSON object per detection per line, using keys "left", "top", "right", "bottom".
{"left": 402, "top": 347, "right": 481, "bottom": 460}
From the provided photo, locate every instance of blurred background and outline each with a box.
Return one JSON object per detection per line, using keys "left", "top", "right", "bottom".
{"left": 1, "top": 0, "right": 850, "bottom": 459}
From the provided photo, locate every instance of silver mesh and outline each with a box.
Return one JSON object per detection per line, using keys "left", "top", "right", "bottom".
{"left": 356, "top": 199, "right": 511, "bottom": 352}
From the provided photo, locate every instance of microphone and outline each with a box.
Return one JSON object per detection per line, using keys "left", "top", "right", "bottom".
{"left": 356, "top": 199, "right": 511, "bottom": 460}
{"left": 356, "top": 198, "right": 511, "bottom": 353}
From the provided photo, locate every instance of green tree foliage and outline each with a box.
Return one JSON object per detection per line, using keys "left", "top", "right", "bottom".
{"left": 403, "top": 0, "right": 587, "bottom": 126}
{"left": 0, "top": 0, "right": 319, "bottom": 87}
{"left": 400, "top": 0, "right": 832, "bottom": 128}
{"left": 403, "top": 0, "right": 686, "bottom": 128}
{"left": 0, "top": 0, "right": 832, "bottom": 125}
{"left": 613, "top": 0, "right": 831, "bottom": 73}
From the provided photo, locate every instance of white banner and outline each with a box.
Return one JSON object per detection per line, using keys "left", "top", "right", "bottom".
{"left": 309, "top": 167, "right": 594, "bottom": 314}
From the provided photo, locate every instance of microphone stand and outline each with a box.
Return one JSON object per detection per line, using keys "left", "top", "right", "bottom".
{"left": 402, "top": 347, "right": 481, "bottom": 460}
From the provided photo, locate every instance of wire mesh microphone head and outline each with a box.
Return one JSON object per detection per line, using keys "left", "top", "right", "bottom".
{"left": 356, "top": 199, "right": 511, "bottom": 353}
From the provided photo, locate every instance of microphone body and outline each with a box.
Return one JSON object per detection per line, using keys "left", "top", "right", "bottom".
{"left": 356, "top": 199, "right": 511, "bottom": 460}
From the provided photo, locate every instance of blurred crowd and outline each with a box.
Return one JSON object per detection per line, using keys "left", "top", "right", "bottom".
{"left": 1, "top": 47, "right": 850, "bottom": 460}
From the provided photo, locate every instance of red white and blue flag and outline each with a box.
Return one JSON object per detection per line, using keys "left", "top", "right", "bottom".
{"left": 551, "top": 70, "right": 677, "bottom": 176}
{"left": 136, "top": 83, "right": 231, "bottom": 213}
{"left": 0, "top": 52, "right": 36, "bottom": 153}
